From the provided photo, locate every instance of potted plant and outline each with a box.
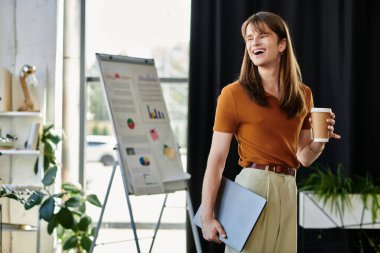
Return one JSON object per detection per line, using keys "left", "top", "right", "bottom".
{"left": 1, "top": 124, "right": 102, "bottom": 252}
{"left": 298, "top": 163, "right": 380, "bottom": 252}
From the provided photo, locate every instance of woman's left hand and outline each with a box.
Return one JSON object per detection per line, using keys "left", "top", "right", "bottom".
{"left": 327, "top": 112, "right": 341, "bottom": 139}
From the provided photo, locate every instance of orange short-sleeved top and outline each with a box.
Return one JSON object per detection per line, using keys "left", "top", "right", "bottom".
{"left": 213, "top": 81, "right": 313, "bottom": 169}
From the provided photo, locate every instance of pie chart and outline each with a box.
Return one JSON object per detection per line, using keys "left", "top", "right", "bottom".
{"left": 127, "top": 118, "right": 135, "bottom": 129}
{"left": 139, "top": 156, "right": 150, "bottom": 166}
{"left": 163, "top": 144, "right": 175, "bottom": 160}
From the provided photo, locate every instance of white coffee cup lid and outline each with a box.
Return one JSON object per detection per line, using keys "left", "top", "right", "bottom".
{"left": 311, "top": 108, "right": 332, "bottom": 113}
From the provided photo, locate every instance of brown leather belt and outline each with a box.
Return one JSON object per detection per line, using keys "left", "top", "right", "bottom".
{"left": 249, "top": 163, "right": 296, "bottom": 177}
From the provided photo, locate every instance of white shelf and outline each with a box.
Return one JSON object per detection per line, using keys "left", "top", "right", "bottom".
{"left": 0, "top": 111, "right": 41, "bottom": 117}
{"left": 0, "top": 149, "right": 40, "bottom": 155}
{"left": 1, "top": 223, "right": 38, "bottom": 231}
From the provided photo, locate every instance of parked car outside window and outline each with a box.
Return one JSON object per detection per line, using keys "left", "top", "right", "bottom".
{"left": 86, "top": 135, "right": 117, "bottom": 166}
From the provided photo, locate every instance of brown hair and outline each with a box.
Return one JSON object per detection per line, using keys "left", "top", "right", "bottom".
{"left": 239, "top": 12, "right": 307, "bottom": 118}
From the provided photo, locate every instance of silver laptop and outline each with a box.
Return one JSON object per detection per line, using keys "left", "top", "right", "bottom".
{"left": 192, "top": 177, "right": 267, "bottom": 252}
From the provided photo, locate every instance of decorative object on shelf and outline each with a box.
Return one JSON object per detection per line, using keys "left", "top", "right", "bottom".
{"left": 0, "top": 82, "right": 44, "bottom": 252}
{"left": 25, "top": 122, "right": 40, "bottom": 150}
{"left": 0, "top": 134, "right": 17, "bottom": 150}
{"left": 1, "top": 68, "right": 13, "bottom": 111}
{"left": 18, "top": 65, "right": 39, "bottom": 112}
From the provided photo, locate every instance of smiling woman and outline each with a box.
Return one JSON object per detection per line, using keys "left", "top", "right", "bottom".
{"left": 245, "top": 24, "right": 286, "bottom": 70}
{"left": 199, "top": 12, "right": 340, "bottom": 253}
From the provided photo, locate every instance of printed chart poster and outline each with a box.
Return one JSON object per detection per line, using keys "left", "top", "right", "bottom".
{"left": 123, "top": 146, "right": 164, "bottom": 195}
{"left": 98, "top": 54, "right": 189, "bottom": 195}
{"left": 108, "top": 80, "right": 144, "bottom": 136}
{"left": 100, "top": 61, "right": 165, "bottom": 194}
{"left": 146, "top": 124, "right": 190, "bottom": 182}
{"left": 136, "top": 73, "right": 169, "bottom": 123}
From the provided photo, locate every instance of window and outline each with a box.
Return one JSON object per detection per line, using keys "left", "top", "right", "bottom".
{"left": 85, "top": 1, "right": 190, "bottom": 252}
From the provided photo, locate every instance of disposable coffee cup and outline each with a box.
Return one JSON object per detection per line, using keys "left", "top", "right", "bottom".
{"left": 311, "top": 108, "right": 331, "bottom": 142}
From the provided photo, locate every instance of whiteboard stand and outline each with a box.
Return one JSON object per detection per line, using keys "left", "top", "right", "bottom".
{"left": 186, "top": 189, "right": 203, "bottom": 253}
{"left": 90, "top": 160, "right": 140, "bottom": 253}
{"left": 89, "top": 160, "right": 203, "bottom": 253}
{"left": 93, "top": 53, "right": 203, "bottom": 252}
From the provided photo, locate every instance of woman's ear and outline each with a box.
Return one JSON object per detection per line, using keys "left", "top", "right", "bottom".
{"left": 279, "top": 38, "right": 287, "bottom": 53}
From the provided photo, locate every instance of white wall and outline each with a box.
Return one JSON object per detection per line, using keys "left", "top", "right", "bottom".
{"left": 0, "top": 0, "right": 62, "bottom": 252}
{"left": 0, "top": 0, "right": 60, "bottom": 122}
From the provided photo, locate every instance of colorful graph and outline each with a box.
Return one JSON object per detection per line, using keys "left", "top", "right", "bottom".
{"left": 126, "top": 148, "right": 135, "bottom": 155}
{"left": 139, "top": 156, "right": 150, "bottom": 166}
{"left": 127, "top": 118, "right": 135, "bottom": 129}
{"left": 146, "top": 105, "right": 165, "bottom": 119}
{"left": 163, "top": 144, "right": 176, "bottom": 160}
{"left": 150, "top": 129, "right": 159, "bottom": 141}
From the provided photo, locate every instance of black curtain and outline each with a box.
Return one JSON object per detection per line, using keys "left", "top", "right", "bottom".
{"left": 187, "top": 0, "right": 380, "bottom": 252}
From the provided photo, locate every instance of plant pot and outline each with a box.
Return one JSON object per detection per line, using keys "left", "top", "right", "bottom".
{"left": 299, "top": 191, "right": 380, "bottom": 229}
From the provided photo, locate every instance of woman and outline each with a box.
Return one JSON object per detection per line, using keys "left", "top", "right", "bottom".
{"left": 200, "top": 12, "right": 341, "bottom": 253}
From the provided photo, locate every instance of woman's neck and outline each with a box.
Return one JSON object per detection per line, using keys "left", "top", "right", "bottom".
{"left": 258, "top": 66, "right": 280, "bottom": 96}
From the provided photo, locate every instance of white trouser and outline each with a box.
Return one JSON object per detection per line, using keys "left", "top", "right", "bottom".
{"left": 225, "top": 167, "right": 297, "bottom": 253}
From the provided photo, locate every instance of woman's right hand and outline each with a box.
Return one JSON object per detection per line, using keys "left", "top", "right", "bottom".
{"left": 200, "top": 131, "right": 232, "bottom": 244}
{"left": 201, "top": 217, "right": 227, "bottom": 243}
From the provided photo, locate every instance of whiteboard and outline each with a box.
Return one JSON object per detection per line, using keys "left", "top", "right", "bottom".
{"left": 96, "top": 53, "right": 190, "bottom": 195}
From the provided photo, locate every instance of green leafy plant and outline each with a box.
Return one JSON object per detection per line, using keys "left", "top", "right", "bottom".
{"left": 1, "top": 170, "right": 102, "bottom": 252}
{"left": 353, "top": 174, "right": 380, "bottom": 223}
{"left": 299, "top": 163, "right": 380, "bottom": 253}
{"left": 299, "top": 163, "right": 380, "bottom": 222}
{"left": 299, "top": 163, "right": 353, "bottom": 215}
{"left": 34, "top": 124, "right": 61, "bottom": 174}
{"left": 1, "top": 124, "right": 102, "bottom": 252}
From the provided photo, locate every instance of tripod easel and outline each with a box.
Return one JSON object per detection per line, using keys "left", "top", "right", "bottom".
{"left": 89, "top": 160, "right": 203, "bottom": 253}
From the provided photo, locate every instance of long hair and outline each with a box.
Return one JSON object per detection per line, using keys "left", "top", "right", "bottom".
{"left": 239, "top": 12, "right": 307, "bottom": 118}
